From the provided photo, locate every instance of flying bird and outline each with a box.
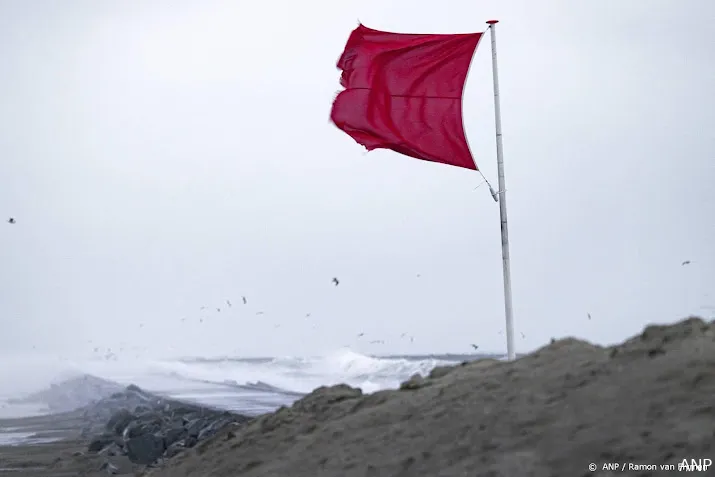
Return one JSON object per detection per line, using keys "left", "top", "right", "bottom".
{"left": 587, "top": 313, "right": 592, "bottom": 320}
{"left": 7, "top": 217, "right": 15, "bottom": 224}
{"left": 357, "top": 332, "right": 364, "bottom": 337}
{"left": 471, "top": 344, "right": 479, "bottom": 350}
{"left": 216, "top": 308, "right": 221, "bottom": 312}
{"left": 369, "top": 340, "right": 384, "bottom": 344}
{"left": 332, "top": 277, "right": 339, "bottom": 286}
{"left": 256, "top": 311, "right": 264, "bottom": 315}
{"left": 226, "top": 300, "right": 232, "bottom": 307}
{"left": 305, "top": 313, "right": 311, "bottom": 317}
{"left": 682, "top": 260, "right": 691, "bottom": 266}
{"left": 242, "top": 296, "right": 247, "bottom": 305}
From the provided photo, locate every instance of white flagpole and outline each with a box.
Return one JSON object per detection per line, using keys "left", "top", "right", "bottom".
{"left": 486, "top": 20, "right": 516, "bottom": 361}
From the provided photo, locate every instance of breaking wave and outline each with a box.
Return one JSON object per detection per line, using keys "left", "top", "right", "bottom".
{"left": 72, "top": 348, "right": 457, "bottom": 395}
{"left": 0, "top": 349, "right": 476, "bottom": 414}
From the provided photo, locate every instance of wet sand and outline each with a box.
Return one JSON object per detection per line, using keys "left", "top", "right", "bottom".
{"left": 0, "top": 411, "right": 138, "bottom": 476}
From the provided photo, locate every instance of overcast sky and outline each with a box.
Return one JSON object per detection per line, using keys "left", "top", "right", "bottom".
{"left": 0, "top": 0, "right": 713, "bottom": 359}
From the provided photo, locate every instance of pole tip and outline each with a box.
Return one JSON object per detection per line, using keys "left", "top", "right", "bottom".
{"left": 486, "top": 20, "right": 499, "bottom": 25}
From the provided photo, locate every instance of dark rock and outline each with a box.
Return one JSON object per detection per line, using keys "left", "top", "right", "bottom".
{"left": 88, "top": 434, "right": 116, "bottom": 453}
{"left": 98, "top": 441, "right": 123, "bottom": 457}
{"left": 106, "top": 408, "right": 134, "bottom": 435}
{"left": 76, "top": 382, "right": 253, "bottom": 466}
{"left": 162, "top": 426, "right": 186, "bottom": 447}
{"left": 125, "top": 433, "right": 166, "bottom": 465}
{"left": 186, "top": 418, "right": 207, "bottom": 438}
{"left": 165, "top": 441, "right": 186, "bottom": 458}
{"left": 99, "top": 461, "right": 120, "bottom": 475}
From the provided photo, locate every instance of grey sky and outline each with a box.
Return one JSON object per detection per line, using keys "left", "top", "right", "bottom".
{"left": 0, "top": 0, "right": 713, "bottom": 358}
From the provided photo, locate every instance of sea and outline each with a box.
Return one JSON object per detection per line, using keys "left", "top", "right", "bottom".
{"left": 0, "top": 349, "right": 496, "bottom": 445}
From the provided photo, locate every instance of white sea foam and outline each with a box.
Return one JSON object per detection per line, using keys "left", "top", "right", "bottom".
{"left": 0, "top": 348, "right": 475, "bottom": 422}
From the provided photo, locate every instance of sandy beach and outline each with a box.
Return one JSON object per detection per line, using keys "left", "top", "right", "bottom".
{"left": 0, "top": 411, "right": 137, "bottom": 476}
{"left": 2, "top": 316, "right": 714, "bottom": 477}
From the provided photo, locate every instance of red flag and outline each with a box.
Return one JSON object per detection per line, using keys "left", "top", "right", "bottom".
{"left": 330, "top": 24, "right": 483, "bottom": 171}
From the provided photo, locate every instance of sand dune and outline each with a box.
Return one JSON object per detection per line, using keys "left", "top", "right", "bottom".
{"left": 2, "top": 316, "right": 713, "bottom": 477}
{"left": 142, "top": 316, "right": 715, "bottom": 477}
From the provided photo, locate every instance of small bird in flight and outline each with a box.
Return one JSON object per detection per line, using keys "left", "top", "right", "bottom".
{"left": 256, "top": 311, "right": 264, "bottom": 315}
{"left": 216, "top": 308, "right": 221, "bottom": 312}
{"left": 226, "top": 300, "right": 232, "bottom": 307}
{"left": 587, "top": 313, "right": 592, "bottom": 320}
{"left": 357, "top": 332, "right": 364, "bottom": 337}
{"left": 332, "top": 277, "right": 340, "bottom": 286}
{"left": 471, "top": 344, "right": 479, "bottom": 350}
{"left": 242, "top": 296, "right": 247, "bottom": 304}
{"left": 7, "top": 217, "right": 15, "bottom": 224}
{"left": 305, "top": 313, "right": 311, "bottom": 317}
{"left": 682, "top": 260, "right": 691, "bottom": 266}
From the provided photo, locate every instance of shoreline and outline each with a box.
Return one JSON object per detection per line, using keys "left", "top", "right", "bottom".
{"left": 0, "top": 411, "right": 90, "bottom": 476}
{"left": 0, "top": 384, "right": 253, "bottom": 476}
{"left": 1, "top": 316, "right": 714, "bottom": 477}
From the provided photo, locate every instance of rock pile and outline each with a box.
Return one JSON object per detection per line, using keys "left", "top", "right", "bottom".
{"left": 143, "top": 316, "right": 715, "bottom": 477}
{"left": 84, "top": 384, "right": 252, "bottom": 467}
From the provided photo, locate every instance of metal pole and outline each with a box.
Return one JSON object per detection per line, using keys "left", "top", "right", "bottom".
{"left": 486, "top": 20, "right": 515, "bottom": 361}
